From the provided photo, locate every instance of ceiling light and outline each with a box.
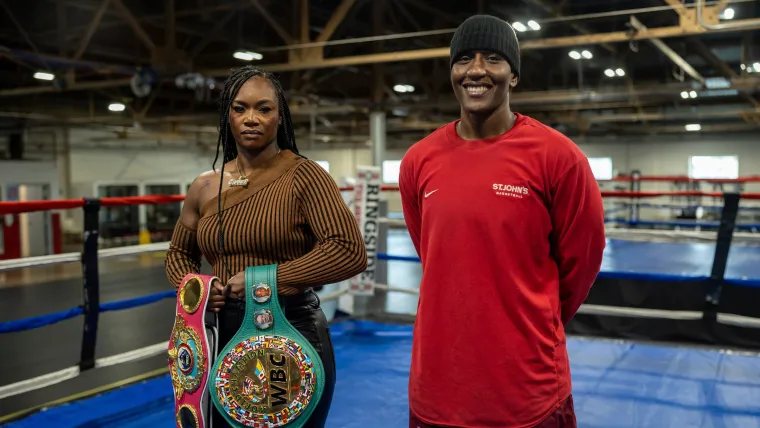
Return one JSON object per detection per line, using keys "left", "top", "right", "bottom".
{"left": 512, "top": 22, "right": 527, "bottom": 32}
{"left": 689, "top": 90, "right": 698, "bottom": 98}
{"left": 615, "top": 68, "right": 625, "bottom": 76}
{"left": 233, "top": 50, "right": 263, "bottom": 61}
{"left": 108, "top": 102, "right": 126, "bottom": 112}
{"left": 527, "top": 20, "right": 541, "bottom": 31}
{"left": 754, "top": 62, "right": 760, "bottom": 72}
{"left": 568, "top": 51, "right": 581, "bottom": 60}
{"left": 721, "top": 7, "right": 735, "bottom": 20}
{"left": 33, "top": 71, "right": 55, "bottom": 81}
{"left": 604, "top": 69, "right": 615, "bottom": 77}
{"left": 705, "top": 77, "right": 731, "bottom": 89}
{"left": 393, "top": 84, "right": 415, "bottom": 93}
{"left": 581, "top": 50, "right": 593, "bottom": 59}
{"left": 681, "top": 91, "right": 689, "bottom": 99}
{"left": 685, "top": 124, "right": 701, "bottom": 131}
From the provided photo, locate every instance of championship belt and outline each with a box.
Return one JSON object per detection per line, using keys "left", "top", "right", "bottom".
{"left": 169, "top": 274, "right": 220, "bottom": 428}
{"left": 209, "top": 264, "right": 326, "bottom": 427}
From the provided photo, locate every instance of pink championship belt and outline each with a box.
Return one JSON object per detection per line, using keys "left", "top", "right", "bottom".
{"left": 168, "top": 274, "right": 220, "bottom": 428}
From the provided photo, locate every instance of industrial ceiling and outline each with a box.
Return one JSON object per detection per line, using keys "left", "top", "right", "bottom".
{"left": 1, "top": 0, "right": 759, "bottom": 149}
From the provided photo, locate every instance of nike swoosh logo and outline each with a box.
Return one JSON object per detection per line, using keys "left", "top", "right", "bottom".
{"left": 424, "top": 189, "right": 438, "bottom": 198}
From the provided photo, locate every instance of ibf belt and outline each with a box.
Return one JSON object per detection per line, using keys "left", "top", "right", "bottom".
{"left": 169, "top": 274, "right": 220, "bottom": 428}
{"left": 210, "top": 264, "right": 326, "bottom": 427}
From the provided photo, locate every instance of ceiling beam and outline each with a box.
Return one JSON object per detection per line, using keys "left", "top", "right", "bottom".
{"left": 0, "top": 1, "right": 50, "bottom": 69}
{"left": 201, "top": 17, "right": 760, "bottom": 74}
{"left": 689, "top": 37, "right": 760, "bottom": 108}
{"left": 73, "top": 0, "right": 112, "bottom": 61}
{"left": 314, "top": 0, "right": 355, "bottom": 43}
{"left": 111, "top": 0, "right": 156, "bottom": 52}
{"left": 249, "top": 0, "right": 294, "bottom": 44}
{"left": 188, "top": 9, "right": 238, "bottom": 58}
{"left": 518, "top": 0, "right": 617, "bottom": 53}
{"left": 629, "top": 16, "right": 705, "bottom": 85}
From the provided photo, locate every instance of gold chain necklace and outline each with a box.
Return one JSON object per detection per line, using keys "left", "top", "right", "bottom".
{"left": 228, "top": 149, "right": 281, "bottom": 188}
{"left": 228, "top": 156, "right": 249, "bottom": 188}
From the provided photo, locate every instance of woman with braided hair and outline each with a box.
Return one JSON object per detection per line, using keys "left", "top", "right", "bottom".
{"left": 165, "top": 65, "right": 368, "bottom": 426}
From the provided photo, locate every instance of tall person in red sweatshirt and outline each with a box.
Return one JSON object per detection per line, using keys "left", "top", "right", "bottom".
{"left": 399, "top": 15, "right": 606, "bottom": 428}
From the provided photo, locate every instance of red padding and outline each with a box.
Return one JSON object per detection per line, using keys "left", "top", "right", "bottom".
{"left": 0, "top": 199, "right": 85, "bottom": 215}
{"left": 600, "top": 191, "right": 725, "bottom": 198}
{"left": 100, "top": 195, "right": 186, "bottom": 206}
{"left": 604, "top": 175, "right": 760, "bottom": 183}
{"left": 1, "top": 191, "right": 760, "bottom": 216}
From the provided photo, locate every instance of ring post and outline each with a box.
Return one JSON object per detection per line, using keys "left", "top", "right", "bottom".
{"left": 703, "top": 192, "right": 741, "bottom": 323}
{"left": 80, "top": 197, "right": 101, "bottom": 371}
{"left": 629, "top": 170, "right": 641, "bottom": 227}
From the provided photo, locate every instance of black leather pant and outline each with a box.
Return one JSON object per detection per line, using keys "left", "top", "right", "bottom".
{"left": 211, "top": 290, "right": 337, "bottom": 427}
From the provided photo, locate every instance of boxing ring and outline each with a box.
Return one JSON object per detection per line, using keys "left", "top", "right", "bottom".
{"left": 3, "top": 174, "right": 760, "bottom": 427}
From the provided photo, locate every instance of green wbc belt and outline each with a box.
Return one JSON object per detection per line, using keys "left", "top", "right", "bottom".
{"left": 209, "top": 264, "right": 326, "bottom": 427}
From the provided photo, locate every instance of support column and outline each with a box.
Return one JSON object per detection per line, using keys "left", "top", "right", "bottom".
{"left": 56, "top": 127, "right": 72, "bottom": 201}
{"left": 370, "top": 111, "right": 386, "bottom": 169}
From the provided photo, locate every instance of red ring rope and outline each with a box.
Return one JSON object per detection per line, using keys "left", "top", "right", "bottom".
{"left": 2, "top": 191, "right": 760, "bottom": 215}
{"left": 603, "top": 175, "right": 760, "bottom": 183}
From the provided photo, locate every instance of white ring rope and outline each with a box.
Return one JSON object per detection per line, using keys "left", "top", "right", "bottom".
{"left": 4, "top": 216, "right": 758, "bottom": 273}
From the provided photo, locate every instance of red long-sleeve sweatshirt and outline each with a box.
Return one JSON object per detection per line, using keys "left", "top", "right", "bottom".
{"left": 398, "top": 114, "right": 606, "bottom": 428}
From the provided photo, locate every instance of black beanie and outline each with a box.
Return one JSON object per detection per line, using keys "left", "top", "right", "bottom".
{"left": 449, "top": 15, "right": 521, "bottom": 78}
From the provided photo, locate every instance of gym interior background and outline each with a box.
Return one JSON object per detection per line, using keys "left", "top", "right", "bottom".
{"left": 2, "top": 1, "right": 760, "bottom": 427}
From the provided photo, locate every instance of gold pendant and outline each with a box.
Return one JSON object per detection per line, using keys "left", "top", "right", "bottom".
{"left": 228, "top": 177, "right": 249, "bottom": 187}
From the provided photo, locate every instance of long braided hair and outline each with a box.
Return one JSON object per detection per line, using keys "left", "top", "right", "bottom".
{"left": 213, "top": 65, "right": 300, "bottom": 278}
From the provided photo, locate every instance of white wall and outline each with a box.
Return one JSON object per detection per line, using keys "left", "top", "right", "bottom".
{"left": 5, "top": 128, "right": 760, "bottom": 234}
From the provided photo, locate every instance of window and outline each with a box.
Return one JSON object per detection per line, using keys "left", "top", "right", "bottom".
{"left": 689, "top": 156, "right": 739, "bottom": 179}
{"left": 314, "top": 160, "right": 330, "bottom": 173}
{"left": 382, "top": 160, "right": 401, "bottom": 184}
{"left": 587, "top": 157, "right": 613, "bottom": 180}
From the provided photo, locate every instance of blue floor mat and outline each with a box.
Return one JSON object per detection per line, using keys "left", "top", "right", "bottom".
{"left": 6, "top": 320, "right": 760, "bottom": 428}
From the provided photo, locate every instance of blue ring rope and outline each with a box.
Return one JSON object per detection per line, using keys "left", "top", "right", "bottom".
{"left": 0, "top": 291, "right": 176, "bottom": 334}
{"left": 3, "top": 251, "right": 760, "bottom": 334}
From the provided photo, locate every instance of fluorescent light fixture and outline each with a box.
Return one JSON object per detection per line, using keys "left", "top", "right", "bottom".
{"left": 393, "top": 84, "right": 415, "bottom": 93}
{"left": 108, "top": 102, "right": 126, "bottom": 112}
{"left": 233, "top": 50, "right": 263, "bottom": 61}
{"left": 689, "top": 90, "right": 698, "bottom": 98}
{"left": 705, "top": 77, "right": 731, "bottom": 89}
{"left": 685, "top": 124, "right": 701, "bottom": 131}
{"left": 512, "top": 22, "right": 527, "bottom": 32}
{"left": 604, "top": 69, "right": 615, "bottom": 77}
{"left": 721, "top": 7, "right": 735, "bottom": 20}
{"left": 581, "top": 50, "right": 592, "bottom": 59}
{"left": 527, "top": 20, "right": 541, "bottom": 30}
{"left": 754, "top": 62, "right": 760, "bottom": 72}
{"left": 680, "top": 91, "right": 689, "bottom": 99}
{"left": 33, "top": 71, "right": 55, "bottom": 81}
{"left": 615, "top": 68, "right": 625, "bottom": 76}
{"left": 568, "top": 51, "right": 581, "bottom": 60}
